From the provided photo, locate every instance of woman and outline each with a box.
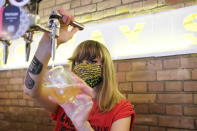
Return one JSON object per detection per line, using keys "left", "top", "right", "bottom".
{"left": 24, "top": 9, "right": 135, "bottom": 131}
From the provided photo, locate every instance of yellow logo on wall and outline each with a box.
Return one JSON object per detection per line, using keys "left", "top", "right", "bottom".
{"left": 183, "top": 13, "right": 197, "bottom": 44}
{"left": 119, "top": 23, "right": 145, "bottom": 44}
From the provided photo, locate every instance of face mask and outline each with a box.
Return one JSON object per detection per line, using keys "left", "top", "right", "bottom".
{"left": 73, "top": 63, "right": 102, "bottom": 88}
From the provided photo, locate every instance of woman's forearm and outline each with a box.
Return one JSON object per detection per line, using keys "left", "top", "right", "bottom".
{"left": 24, "top": 33, "right": 51, "bottom": 98}
{"left": 77, "top": 121, "right": 94, "bottom": 131}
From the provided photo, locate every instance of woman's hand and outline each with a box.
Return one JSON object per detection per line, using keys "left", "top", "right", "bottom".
{"left": 48, "top": 74, "right": 95, "bottom": 130}
{"left": 49, "top": 94, "right": 93, "bottom": 130}
{"left": 56, "top": 9, "right": 79, "bottom": 45}
{"left": 40, "top": 8, "right": 79, "bottom": 47}
{"left": 60, "top": 94, "right": 93, "bottom": 129}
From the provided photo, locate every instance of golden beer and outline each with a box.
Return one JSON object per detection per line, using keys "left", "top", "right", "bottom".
{"left": 43, "top": 84, "right": 82, "bottom": 104}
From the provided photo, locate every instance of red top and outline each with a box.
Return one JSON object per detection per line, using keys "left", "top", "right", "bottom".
{"left": 51, "top": 99, "right": 135, "bottom": 131}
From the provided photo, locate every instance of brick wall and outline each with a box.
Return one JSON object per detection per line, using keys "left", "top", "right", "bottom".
{"left": 115, "top": 54, "right": 197, "bottom": 131}
{"left": 0, "top": 0, "right": 197, "bottom": 131}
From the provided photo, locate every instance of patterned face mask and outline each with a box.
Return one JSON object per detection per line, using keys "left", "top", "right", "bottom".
{"left": 73, "top": 63, "right": 102, "bottom": 88}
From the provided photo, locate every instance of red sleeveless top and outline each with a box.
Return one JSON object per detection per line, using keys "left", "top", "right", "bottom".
{"left": 51, "top": 99, "right": 135, "bottom": 131}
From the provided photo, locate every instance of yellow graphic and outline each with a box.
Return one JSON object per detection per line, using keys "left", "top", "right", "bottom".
{"left": 183, "top": 13, "right": 197, "bottom": 44}
{"left": 184, "top": 13, "right": 197, "bottom": 31}
{"left": 184, "top": 34, "right": 197, "bottom": 45}
{"left": 91, "top": 30, "right": 105, "bottom": 44}
{"left": 119, "top": 23, "right": 145, "bottom": 44}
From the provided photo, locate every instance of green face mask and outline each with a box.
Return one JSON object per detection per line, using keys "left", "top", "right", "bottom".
{"left": 73, "top": 63, "right": 102, "bottom": 88}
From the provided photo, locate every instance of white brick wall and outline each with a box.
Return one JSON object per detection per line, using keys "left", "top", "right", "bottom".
{"left": 75, "top": 4, "right": 96, "bottom": 15}
{"left": 97, "top": 0, "right": 121, "bottom": 11}
{"left": 38, "top": 0, "right": 196, "bottom": 26}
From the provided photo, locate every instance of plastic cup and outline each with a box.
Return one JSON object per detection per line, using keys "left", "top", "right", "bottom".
{"left": 44, "top": 66, "right": 82, "bottom": 104}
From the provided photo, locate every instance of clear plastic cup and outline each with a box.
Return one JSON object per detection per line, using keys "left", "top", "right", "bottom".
{"left": 43, "top": 65, "right": 93, "bottom": 121}
{"left": 43, "top": 66, "right": 82, "bottom": 104}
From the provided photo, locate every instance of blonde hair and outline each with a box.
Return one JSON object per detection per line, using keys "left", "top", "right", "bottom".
{"left": 68, "top": 40, "right": 125, "bottom": 112}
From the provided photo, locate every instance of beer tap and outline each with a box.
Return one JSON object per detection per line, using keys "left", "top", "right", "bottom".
{"left": 24, "top": 31, "right": 33, "bottom": 62}
{"left": 24, "top": 13, "right": 59, "bottom": 62}
{"left": 48, "top": 10, "right": 60, "bottom": 61}
{"left": 47, "top": 10, "right": 84, "bottom": 61}
{"left": 24, "top": 14, "right": 51, "bottom": 62}
{"left": 26, "top": 11, "right": 84, "bottom": 61}
{"left": 0, "top": 39, "right": 11, "bottom": 64}
{"left": 26, "top": 11, "right": 61, "bottom": 61}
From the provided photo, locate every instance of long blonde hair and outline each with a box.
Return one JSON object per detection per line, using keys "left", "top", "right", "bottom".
{"left": 68, "top": 40, "right": 125, "bottom": 112}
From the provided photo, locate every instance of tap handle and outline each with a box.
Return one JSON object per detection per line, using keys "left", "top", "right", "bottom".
{"left": 24, "top": 32, "right": 33, "bottom": 62}
{"left": 49, "top": 10, "right": 61, "bottom": 61}
{"left": 49, "top": 10, "right": 84, "bottom": 30}
{"left": 2, "top": 40, "right": 10, "bottom": 64}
